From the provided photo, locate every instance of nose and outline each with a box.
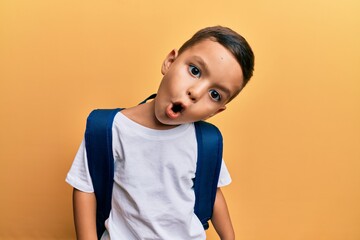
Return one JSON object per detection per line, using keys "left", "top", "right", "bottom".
{"left": 187, "top": 82, "right": 208, "bottom": 102}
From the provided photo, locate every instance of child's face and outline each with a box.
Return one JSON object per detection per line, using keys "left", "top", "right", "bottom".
{"left": 154, "top": 39, "right": 244, "bottom": 126}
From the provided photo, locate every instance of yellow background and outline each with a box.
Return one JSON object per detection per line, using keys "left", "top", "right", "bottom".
{"left": 1, "top": 0, "right": 359, "bottom": 239}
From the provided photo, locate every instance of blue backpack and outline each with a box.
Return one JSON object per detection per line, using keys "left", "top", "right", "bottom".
{"left": 85, "top": 96, "right": 223, "bottom": 239}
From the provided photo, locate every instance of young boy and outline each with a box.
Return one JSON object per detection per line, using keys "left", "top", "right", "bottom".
{"left": 66, "top": 26, "right": 254, "bottom": 240}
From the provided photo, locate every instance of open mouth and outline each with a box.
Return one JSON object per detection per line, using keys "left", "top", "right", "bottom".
{"left": 171, "top": 103, "right": 183, "bottom": 113}
{"left": 166, "top": 102, "right": 184, "bottom": 119}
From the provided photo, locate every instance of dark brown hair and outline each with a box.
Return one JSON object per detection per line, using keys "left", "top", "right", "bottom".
{"left": 178, "top": 26, "right": 255, "bottom": 88}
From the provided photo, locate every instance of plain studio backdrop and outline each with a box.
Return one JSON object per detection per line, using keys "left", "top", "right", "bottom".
{"left": 0, "top": 0, "right": 359, "bottom": 239}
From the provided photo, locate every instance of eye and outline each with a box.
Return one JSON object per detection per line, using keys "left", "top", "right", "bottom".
{"left": 209, "top": 89, "right": 221, "bottom": 101}
{"left": 189, "top": 65, "right": 201, "bottom": 78}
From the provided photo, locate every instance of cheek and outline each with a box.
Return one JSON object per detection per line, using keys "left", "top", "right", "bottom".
{"left": 192, "top": 100, "right": 219, "bottom": 117}
{"left": 165, "top": 66, "right": 190, "bottom": 85}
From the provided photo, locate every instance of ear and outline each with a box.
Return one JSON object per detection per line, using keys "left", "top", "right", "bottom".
{"left": 161, "top": 49, "right": 178, "bottom": 75}
{"left": 206, "top": 106, "right": 227, "bottom": 119}
{"left": 214, "top": 105, "right": 226, "bottom": 115}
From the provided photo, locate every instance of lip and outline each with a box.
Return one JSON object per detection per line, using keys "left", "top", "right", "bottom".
{"left": 165, "top": 102, "right": 184, "bottom": 119}
{"left": 166, "top": 104, "right": 180, "bottom": 119}
{"left": 166, "top": 105, "right": 180, "bottom": 119}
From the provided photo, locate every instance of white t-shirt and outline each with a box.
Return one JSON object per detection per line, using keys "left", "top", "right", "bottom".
{"left": 66, "top": 112, "right": 231, "bottom": 240}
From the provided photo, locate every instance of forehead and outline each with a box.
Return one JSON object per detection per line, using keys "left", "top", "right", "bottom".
{"left": 179, "top": 39, "right": 244, "bottom": 95}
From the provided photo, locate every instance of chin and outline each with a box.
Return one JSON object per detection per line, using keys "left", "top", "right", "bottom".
{"left": 155, "top": 114, "right": 178, "bottom": 127}
{"left": 160, "top": 119, "right": 182, "bottom": 126}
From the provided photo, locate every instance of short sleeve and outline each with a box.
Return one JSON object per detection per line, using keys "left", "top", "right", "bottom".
{"left": 65, "top": 139, "right": 94, "bottom": 192}
{"left": 217, "top": 160, "right": 232, "bottom": 187}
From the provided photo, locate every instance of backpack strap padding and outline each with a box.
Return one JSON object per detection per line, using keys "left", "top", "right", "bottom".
{"left": 85, "top": 108, "right": 122, "bottom": 239}
{"left": 193, "top": 121, "right": 223, "bottom": 230}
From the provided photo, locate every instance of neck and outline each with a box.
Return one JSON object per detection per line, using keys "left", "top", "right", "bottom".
{"left": 122, "top": 101, "right": 178, "bottom": 130}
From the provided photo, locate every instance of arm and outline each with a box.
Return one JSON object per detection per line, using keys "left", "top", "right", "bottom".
{"left": 73, "top": 188, "right": 98, "bottom": 240}
{"left": 211, "top": 188, "right": 235, "bottom": 240}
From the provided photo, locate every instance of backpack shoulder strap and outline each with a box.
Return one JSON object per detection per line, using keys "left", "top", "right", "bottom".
{"left": 84, "top": 101, "right": 223, "bottom": 234}
{"left": 84, "top": 108, "right": 122, "bottom": 239}
{"left": 193, "top": 121, "right": 223, "bottom": 230}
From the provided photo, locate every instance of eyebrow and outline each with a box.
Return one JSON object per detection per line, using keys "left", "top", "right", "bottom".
{"left": 192, "top": 55, "right": 209, "bottom": 75}
{"left": 214, "top": 83, "right": 231, "bottom": 100}
{"left": 192, "top": 55, "right": 232, "bottom": 100}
